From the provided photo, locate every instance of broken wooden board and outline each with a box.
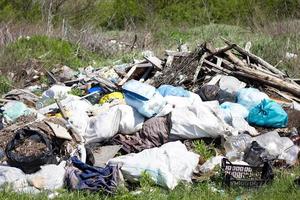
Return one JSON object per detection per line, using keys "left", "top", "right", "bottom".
{"left": 144, "top": 56, "right": 163, "bottom": 70}
{"left": 118, "top": 65, "right": 137, "bottom": 86}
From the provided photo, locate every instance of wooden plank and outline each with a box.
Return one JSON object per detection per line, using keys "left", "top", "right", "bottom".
{"left": 118, "top": 65, "right": 137, "bottom": 86}
{"left": 144, "top": 56, "right": 163, "bottom": 70}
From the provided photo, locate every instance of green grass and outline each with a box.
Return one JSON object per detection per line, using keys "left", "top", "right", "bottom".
{"left": 0, "top": 169, "right": 299, "bottom": 200}
{"left": 0, "top": 76, "right": 11, "bottom": 95}
{"left": 0, "top": 35, "right": 107, "bottom": 70}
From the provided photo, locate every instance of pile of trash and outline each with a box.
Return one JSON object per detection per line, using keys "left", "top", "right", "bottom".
{"left": 0, "top": 38, "right": 300, "bottom": 196}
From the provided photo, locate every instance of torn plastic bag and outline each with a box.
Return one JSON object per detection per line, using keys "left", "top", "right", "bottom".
{"left": 118, "top": 105, "right": 144, "bottom": 134}
{"left": 196, "top": 85, "right": 236, "bottom": 104}
{"left": 66, "top": 156, "right": 122, "bottom": 194}
{"left": 170, "top": 101, "right": 234, "bottom": 139}
{"left": 26, "top": 162, "right": 66, "bottom": 190}
{"left": 108, "top": 141, "right": 199, "bottom": 190}
{"left": 5, "top": 129, "right": 57, "bottom": 174}
{"left": 157, "top": 85, "right": 190, "bottom": 97}
{"left": 122, "top": 80, "right": 166, "bottom": 118}
{"left": 2, "top": 101, "right": 32, "bottom": 123}
{"left": 248, "top": 99, "right": 288, "bottom": 128}
{"left": 64, "top": 99, "right": 92, "bottom": 134}
{"left": 84, "top": 106, "right": 121, "bottom": 143}
{"left": 237, "top": 88, "right": 269, "bottom": 110}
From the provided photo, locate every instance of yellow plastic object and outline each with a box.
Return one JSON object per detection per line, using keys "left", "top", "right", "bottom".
{"left": 99, "top": 92, "right": 124, "bottom": 105}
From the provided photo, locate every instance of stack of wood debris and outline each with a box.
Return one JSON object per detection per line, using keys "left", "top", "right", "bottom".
{"left": 116, "top": 38, "right": 300, "bottom": 103}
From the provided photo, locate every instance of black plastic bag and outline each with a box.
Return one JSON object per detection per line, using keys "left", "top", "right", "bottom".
{"left": 197, "top": 85, "right": 235, "bottom": 104}
{"left": 243, "top": 141, "right": 272, "bottom": 166}
{"left": 5, "top": 128, "right": 57, "bottom": 174}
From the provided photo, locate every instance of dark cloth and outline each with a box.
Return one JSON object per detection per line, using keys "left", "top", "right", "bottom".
{"left": 65, "top": 156, "right": 120, "bottom": 194}
{"left": 197, "top": 85, "right": 236, "bottom": 104}
{"left": 112, "top": 115, "right": 171, "bottom": 153}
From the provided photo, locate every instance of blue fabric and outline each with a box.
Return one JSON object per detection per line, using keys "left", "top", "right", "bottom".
{"left": 66, "top": 156, "right": 119, "bottom": 193}
{"left": 247, "top": 99, "right": 288, "bottom": 128}
{"left": 157, "top": 85, "right": 190, "bottom": 97}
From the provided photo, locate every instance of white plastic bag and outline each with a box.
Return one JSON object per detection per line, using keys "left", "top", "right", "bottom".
{"left": 170, "top": 101, "right": 233, "bottom": 139}
{"left": 118, "top": 105, "right": 144, "bottom": 134}
{"left": 108, "top": 141, "right": 199, "bottom": 189}
{"left": 84, "top": 106, "right": 121, "bottom": 143}
{"left": 26, "top": 162, "right": 66, "bottom": 190}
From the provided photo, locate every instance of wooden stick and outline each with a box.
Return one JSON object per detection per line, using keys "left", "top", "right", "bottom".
{"left": 193, "top": 52, "right": 207, "bottom": 83}
{"left": 221, "top": 37, "right": 286, "bottom": 76}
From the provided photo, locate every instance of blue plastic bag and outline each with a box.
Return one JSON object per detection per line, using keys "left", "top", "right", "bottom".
{"left": 157, "top": 85, "right": 190, "bottom": 97}
{"left": 220, "top": 102, "right": 249, "bottom": 123}
{"left": 237, "top": 88, "right": 269, "bottom": 110}
{"left": 247, "top": 99, "right": 288, "bottom": 128}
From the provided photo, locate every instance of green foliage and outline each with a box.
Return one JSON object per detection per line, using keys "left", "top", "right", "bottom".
{"left": 193, "top": 140, "right": 215, "bottom": 160}
{"left": 0, "top": 75, "right": 11, "bottom": 95}
{"left": 0, "top": 0, "right": 41, "bottom": 22}
{"left": 69, "top": 87, "right": 85, "bottom": 97}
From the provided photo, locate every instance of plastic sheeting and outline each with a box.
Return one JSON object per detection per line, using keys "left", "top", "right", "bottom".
{"left": 108, "top": 141, "right": 199, "bottom": 189}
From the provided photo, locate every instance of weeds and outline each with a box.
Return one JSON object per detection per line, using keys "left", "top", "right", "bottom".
{"left": 0, "top": 76, "right": 11, "bottom": 95}
{"left": 192, "top": 140, "right": 215, "bottom": 160}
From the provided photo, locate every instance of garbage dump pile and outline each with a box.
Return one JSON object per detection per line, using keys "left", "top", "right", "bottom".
{"left": 1, "top": 38, "right": 300, "bottom": 195}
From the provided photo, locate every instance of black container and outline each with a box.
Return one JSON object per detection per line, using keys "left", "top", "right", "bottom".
{"left": 221, "top": 158, "right": 274, "bottom": 188}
